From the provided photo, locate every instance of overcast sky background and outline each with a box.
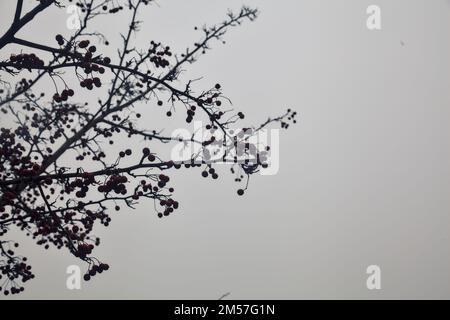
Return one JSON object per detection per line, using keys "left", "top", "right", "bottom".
{"left": 1, "top": 0, "right": 450, "bottom": 299}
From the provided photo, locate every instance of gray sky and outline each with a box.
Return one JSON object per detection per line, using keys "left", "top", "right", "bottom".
{"left": 1, "top": 0, "right": 450, "bottom": 299}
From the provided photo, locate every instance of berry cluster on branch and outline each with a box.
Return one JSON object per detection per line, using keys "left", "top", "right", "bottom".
{"left": 0, "top": 0, "right": 296, "bottom": 295}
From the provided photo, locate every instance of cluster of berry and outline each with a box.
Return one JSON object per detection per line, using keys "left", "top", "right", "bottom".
{"left": 83, "top": 263, "right": 110, "bottom": 281}
{"left": 0, "top": 247, "right": 33, "bottom": 296}
{"left": 10, "top": 53, "right": 44, "bottom": 70}
{"left": 52, "top": 88, "right": 74, "bottom": 103}
{"left": 148, "top": 41, "right": 172, "bottom": 68}
{"left": 97, "top": 175, "right": 128, "bottom": 195}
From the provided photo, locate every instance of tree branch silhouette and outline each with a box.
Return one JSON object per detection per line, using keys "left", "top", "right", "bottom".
{"left": 0, "top": 0, "right": 296, "bottom": 296}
